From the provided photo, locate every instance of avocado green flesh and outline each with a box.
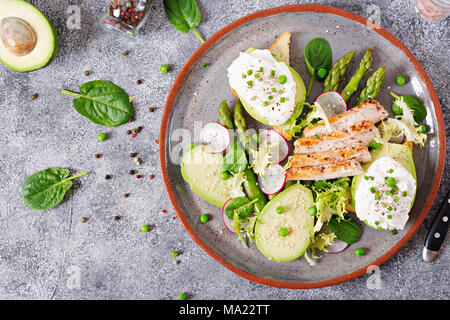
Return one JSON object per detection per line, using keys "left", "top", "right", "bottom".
{"left": 255, "top": 184, "right": 314, "bottom": 262}
{"left": 232, "top": 48, "right": 306, "bottom": 126}
{"left": 0, "top": 0, "right": 58, "bottom": 72}
{"left": 351, "top": 142, "right": 416, "bottom": 230}
{"left": 181, "top": 145, "right": 233, "bottom": 208}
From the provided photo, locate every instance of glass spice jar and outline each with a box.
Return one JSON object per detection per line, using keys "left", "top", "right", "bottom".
{"left": 99, "top": 0, "right": 153, "bottom": 39}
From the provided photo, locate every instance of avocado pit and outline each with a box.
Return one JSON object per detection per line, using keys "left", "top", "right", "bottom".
{"left": 1, "top": 17, "right": 37, "bottom": 56}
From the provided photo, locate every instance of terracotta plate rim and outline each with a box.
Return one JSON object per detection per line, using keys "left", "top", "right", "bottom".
{"left": 159, "top": 4, "right": 446, "bottom": 289}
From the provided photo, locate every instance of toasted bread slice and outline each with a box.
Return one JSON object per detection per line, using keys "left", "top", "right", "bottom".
{"left": 268, "top": 32, "right": 291, "bottom": 64}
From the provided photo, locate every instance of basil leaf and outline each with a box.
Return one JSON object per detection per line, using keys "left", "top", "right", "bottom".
{"left": 61, "top": 80, "right": 134, "bottom": 127}
{"left": 163, "top": 0, "right": 205, "bottom": 42}
{"left": 223, "top": 141, "right": 248, "bottom": 174}
{"left": 328, "top": 217, "right": 361, "bottom": 244}
{"left": 304, "top": 38, "right": 332, "bottom": 96}
{"left": 22, "top": 168, "right": 88, "bottom": 211}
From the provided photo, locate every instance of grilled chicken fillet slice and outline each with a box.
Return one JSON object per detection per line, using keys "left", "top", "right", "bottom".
{"left": 303, "top": 100, "right": 388, "bottom": 137}
{"left": 294, "top": 120, "right": 380, "bottom": 154}
{"left": 287, "top": 145, "right": 371, "bottom": 167}
{"left": 286, "top": 159, "right": 364, "bottom": 180}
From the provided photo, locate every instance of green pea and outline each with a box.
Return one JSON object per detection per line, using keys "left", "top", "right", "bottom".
{"left": 97, "top": 132, "right": 107, "bottom": 142}
{"left": 395, "top": 76, "right": 406, "bottom": 86}
{"left": 178, "top": 293, "right": 187, "bottom": 300}
{"left": 419, "top": 124, "right": 427, "bottom": 133}
{"left": 220, "top": 171, "right": 231, "bottom": 180}
{"left": 278, "top": 227, "right": 289, "bottom": 237}
{"left": 251, "top": 133, "right": 260, "bottom": 143}
{"left": 141, "top": 224, "right": 150, "bottom": 232}
{"left": 171, "top": 251, "right": 179, "bottom": 258}
{"left": 307, "top": 206, "right": 317, "bottom": 216}
{"left": 188, "top": 142, "right": 195, "bottom": 150}
{"left": 354, "top": 248, "right": 365, "bottom": 256}
{"left": 317, "top": 68, "right": 328, "bottom": 79}
{"left": 276, "top": 206, "right": 284, "bottom": 214}
{"left": 160, "top": 64, "right": 170, "bottom": 74}
{"left": 369, "top": 140, "right": 381, "bottom": 150}
{"left": 200, "top": 214, "right": 209, "bottom": 223}
{"left": 278, "top": 75, "right": 287, "bottom": 84}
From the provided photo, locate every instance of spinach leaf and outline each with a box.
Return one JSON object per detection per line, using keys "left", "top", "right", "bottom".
{"left": 390, "top": 92, "right": 427, "bottom": 123}
{"left": 304, "top": 38, "right": 332, "bottom": 96}
{"left": 223, "top": 139, "right": 248, "bottom": 174}
{"left": 22, "top": 168, "right": 88, "bottom": 211}
{"left": 60, "top": 80, "right": 134, "bottom": 127}
{"left": 328, "top": 217, "right": 361, "bottom": 244}
{"left": 163, "top": 0, "right": 205, "bottom": 43}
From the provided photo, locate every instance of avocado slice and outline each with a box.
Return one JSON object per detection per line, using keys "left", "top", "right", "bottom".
{"left": 255, "top": 184, "right": 314, "bottom": 262}
{"left": 0, "top": 0, "right": 58, "bottom": 72}
{"left": 230, "top": 48, "right": 306, "bottom": 127}
{"left": 351, "top": 142, "right": 416, "bottom": 230}
{"left": 181, "top": 145, "right": 233, "bottom": 208}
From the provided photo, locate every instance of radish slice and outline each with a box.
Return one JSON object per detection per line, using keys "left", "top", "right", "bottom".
{"left": 315, "top": 91, "right": 347, "bottom": 117}
{"left": 258, "top": 164, "right": 287, "bottom": 195}
{"left": 200, "top": 122, "right": 231, "bottom": 154}
{"left": 326, "top": 239, "right": 349, "bottom": 254}
{"left": 222, "top": 199, "right": 237, "bottom": 233}
{"left": 259, "top": 129, "right": 289, "bottom": 163}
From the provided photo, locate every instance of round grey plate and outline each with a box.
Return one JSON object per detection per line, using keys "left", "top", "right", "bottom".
{"left": 160, "top": 5, "right": 445, "bottom": 288}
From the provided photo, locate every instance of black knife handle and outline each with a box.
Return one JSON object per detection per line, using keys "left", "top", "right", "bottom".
{"left": 424, "top": 190, "right": 450, "bottom": 252}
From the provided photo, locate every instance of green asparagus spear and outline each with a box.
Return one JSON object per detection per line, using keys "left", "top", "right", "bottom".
{"left": 243, "top": 168, "right": 268, "bottom": 214}
{"left": 233, "top": 100, "right": 251, "bottom": 152}
{"left": 218, "top": 100, "right": 234, "bottom": 129}
{"left": 357, "top": 65, "right": 385, "bottom": 105}
{"left": 341, "top": 48, "right": 373, "bottom": 101}
{"left": 323, "top": 50, "right": 356, "bottom": 92}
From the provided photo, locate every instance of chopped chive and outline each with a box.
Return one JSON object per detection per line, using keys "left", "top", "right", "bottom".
{"left": 247, "top": 80, "right": 253, "bottom": 88}
{"left": 370, "top": 187, "right": 376, "bottom": 193}
{"left": 242, "top": 74, "right": 246, "bottom": 78}
{"left": 388, "top": 169, "right": 394, "bottom": 173}
{"left": 268, "top": 95, "right": 273, "bottom": 100}
{"left": 387, "top": 206, "right": 393, "bottom": 211}
{"left": 385, "top": 190, "right": 391, "bottom": 195}
{"left": 375, "top": 221, "right": 380, "bottom": 226}
{"left": 258, "top": 67, "right": 264, "bottom": 72}
{"left": 271, "top": 88, "right": 277, "bottom": 93}
{"left": 402, "top": 191, "right": 407, "bottom": 197}
{"left": 278, "top": 90, "right": 284, "bottom": 94}
{"left": 247, "top": 69, "right": 253, "bottom": 75}
{"left": 254, "top": 73, "right": 260, "bottom": 78}
{"left": 381, "top": 203, "right": 387, "bottom": 208}
{"left": 364, "top": 175, "right": 369, "bottom": 180}
{"left": 258, "top": 77, "right": 263, "bottom": 82}
{"left": 393, "top": 196, "right": 399, "bottom": 203}
{"left": 263, "top": 101, "right": 269, "bottom": 106}
{"left": 280, "top": 97, "right": 286, "bottom": 103}
{"left": 374, "top": 194, "right": 381, "bottom": 201}
{"left": 391, "top": 186, "right": 398, "bottom": 194}
{"left": 270, "top": 70, "right": 275, "bottom": 78}
{"left": 387, "top": 215, "right": 392, "bottom": 220}
{"left": 278, "top": 75, "right": 287, "bottom": 84}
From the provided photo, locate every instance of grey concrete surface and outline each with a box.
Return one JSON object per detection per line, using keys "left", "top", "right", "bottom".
{"left": 0, "top": 0, "right": 448, "bottom": 300}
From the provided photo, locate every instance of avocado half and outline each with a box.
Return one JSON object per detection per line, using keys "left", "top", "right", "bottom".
{"left": 351, "top": 142, "right": 416, "bottom": 230}
{"left": 231, "top": 48, "right": 306, "bottom": 127}
{"left": 0, "top": 0, "right": 59, "bottom": 72}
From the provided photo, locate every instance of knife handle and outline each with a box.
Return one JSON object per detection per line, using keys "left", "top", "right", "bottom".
{"left": 424, "top": 192, "right": 450, "bottom": 252}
